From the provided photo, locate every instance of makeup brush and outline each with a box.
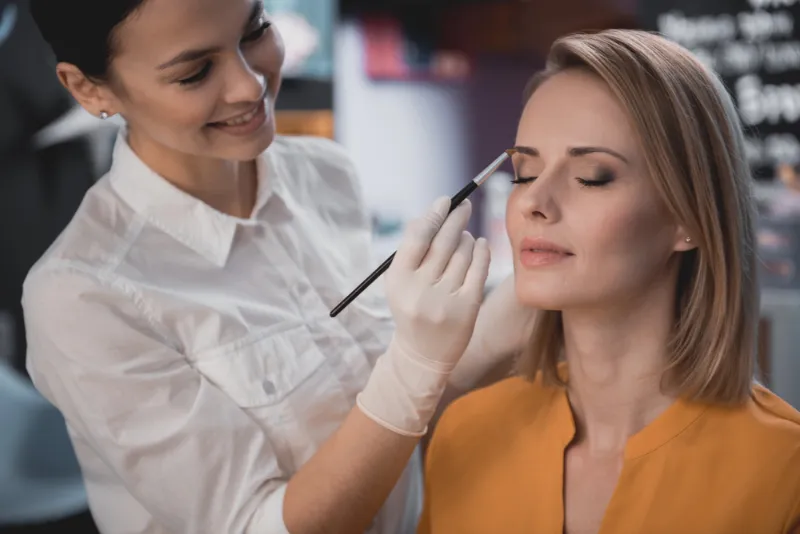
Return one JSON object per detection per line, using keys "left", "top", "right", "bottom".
{"left": 330, "top": 150, "right": 511, "bottom": 318}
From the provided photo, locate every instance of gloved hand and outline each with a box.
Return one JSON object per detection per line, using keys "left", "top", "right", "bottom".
{"left": 448, "top": 273, "right": 537, "bottom": 391}
{"left": 357, "top": 196, "right": 490, "bottom": 436}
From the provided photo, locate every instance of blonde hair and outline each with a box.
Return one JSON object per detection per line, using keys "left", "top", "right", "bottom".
{"left": 517, "top": 29, "right": 758, "bottom": 404}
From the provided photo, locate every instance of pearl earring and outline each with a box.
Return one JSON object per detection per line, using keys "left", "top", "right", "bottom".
{"left": 99, "top": 111, "right": 109, "bottom": 120}
{"left": 685, "top": 237, "right": 692, "bottom": 243}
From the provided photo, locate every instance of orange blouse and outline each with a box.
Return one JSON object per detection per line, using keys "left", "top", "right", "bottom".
{"left": 419, "top": 372, "right": 800, "bottom": 534}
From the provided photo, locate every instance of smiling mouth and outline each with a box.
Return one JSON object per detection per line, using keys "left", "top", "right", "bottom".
{"left": 211, "top": 105, "right": 261, "bottom": 127}
{"left": 209, "top": 89, "right": 269, "bottom": 127}
{"left": 214, "top": 108, "right": 258, "bottom": 126}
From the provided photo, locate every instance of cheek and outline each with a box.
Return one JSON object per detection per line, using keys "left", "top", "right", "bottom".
{"left": 505, "top": 190, "right": 526, "bottom": 246}
{"left": 124, "top": 79, "right": 217, "bottom": 128}
{"left": 577, "top": 195, "right": 676, "bottom": 277}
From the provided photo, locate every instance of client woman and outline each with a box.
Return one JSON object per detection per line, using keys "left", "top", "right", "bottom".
{"left": 419, "top": 29, "right": 800, "bottom": 534}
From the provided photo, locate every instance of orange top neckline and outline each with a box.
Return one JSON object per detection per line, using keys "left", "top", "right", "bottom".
{"left": 418, "top": 369, "right": 800, "bottom": 534}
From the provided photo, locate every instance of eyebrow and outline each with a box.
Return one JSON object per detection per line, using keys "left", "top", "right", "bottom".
{"left": 157, "top": 0, "right": 264, "bottom": 70}
{"left": 510, "top": 145, "right": 629, "bottom": 164}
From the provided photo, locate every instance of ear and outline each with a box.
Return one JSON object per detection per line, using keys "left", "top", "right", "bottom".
{"left": 673, "top": 225, "right": 696, "bottom": 252}
{"left": 55, "top": 63, "right": 119, "bottom": 119}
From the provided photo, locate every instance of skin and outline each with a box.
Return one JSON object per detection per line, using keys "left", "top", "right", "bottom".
{"left": 506, "top": 69, "right": 695, "bottom": 534}
{"left": 52, "top": 0, "right": 524, "bottom": 531}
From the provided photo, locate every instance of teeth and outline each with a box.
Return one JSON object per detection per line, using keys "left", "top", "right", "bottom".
{"left": 219, "top": 108, "right": 258, "bottom": 126}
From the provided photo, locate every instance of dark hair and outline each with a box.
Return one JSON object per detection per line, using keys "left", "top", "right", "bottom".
{"left": 29, "top": 0, "right": 147, "bottom": 81}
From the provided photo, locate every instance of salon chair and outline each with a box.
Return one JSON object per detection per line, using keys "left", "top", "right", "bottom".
{"left": 0, "top": 364, "right": 88, "bottom": 528}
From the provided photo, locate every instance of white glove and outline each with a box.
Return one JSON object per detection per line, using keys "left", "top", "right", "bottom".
{"left": 448, "top": 274, "right": 537, "bottom": 391}
{"left": 357, "top": 196, "right": 490, "bottom": 436}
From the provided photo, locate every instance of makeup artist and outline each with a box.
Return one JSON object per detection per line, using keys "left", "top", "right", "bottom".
{"left": 20, "top": 1, "right": 532, "bottom": 533}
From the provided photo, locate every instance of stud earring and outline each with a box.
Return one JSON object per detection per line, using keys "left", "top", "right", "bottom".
{"left": 99, "top": 111, "right": 109, "bottom": 120}
{"left": 685, "top": 237, "right": 692, "bottom": 243}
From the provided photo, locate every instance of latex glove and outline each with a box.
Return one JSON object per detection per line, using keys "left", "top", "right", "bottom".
{"left": 448, "top": 273, "right": 537, "bottom": 391}
{"left": 357, "top": 196, "right": 490, "bottom": 436}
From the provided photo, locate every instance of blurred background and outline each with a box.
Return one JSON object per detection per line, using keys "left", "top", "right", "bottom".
{"left": 1, "top": 0, "right": 799, "bottom": 531}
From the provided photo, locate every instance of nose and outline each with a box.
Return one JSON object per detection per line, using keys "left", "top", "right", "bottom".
{"left": 222, "top": 53, "right": 266, "bottom": 105}
{"left": 517, "top": 172, "right": 561, "bottom": 223}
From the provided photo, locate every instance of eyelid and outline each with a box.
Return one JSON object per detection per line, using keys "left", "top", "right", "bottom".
{"left": 243, "top": 20, "right": 270, "bottom": 42}
{"left": 177, "top": 61, "right": 212, "bottom": 85}
{"left": 575, "top": 168, "right": 615, "bottom": 187}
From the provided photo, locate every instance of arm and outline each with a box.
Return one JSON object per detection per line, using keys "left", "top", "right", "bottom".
{"left": 25, "top": 198, "right": 487, "bottom": 534}
{"left": 24, "top": 269, "right": 289, "bottom": 534}
{"left": 24, "top": 268, "right": 421, "bottom": 534}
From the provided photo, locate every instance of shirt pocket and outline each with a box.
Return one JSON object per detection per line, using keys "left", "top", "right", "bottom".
{"left": 188, "top": 324, "right": 353, "bottom": 471}
{"left": 189, "top": 323, "right": 326, "bottom": 407}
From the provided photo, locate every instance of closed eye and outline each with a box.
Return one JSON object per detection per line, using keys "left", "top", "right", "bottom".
{"left": 242, "top": 21, "right": 271, "bottom": 43}
{"left": 576, "top": 168, "right": 615, "bottom": 188}
{"left": 575, "top": 176, "right": 612, "bottom": 187}
{"left": 178, "top": 62, "right": 212, "bottom": 85}
{"left": 510, "top": 176, "right": 537, "bottom": 185}
{"left": 176, "top": 19, "right": 271, "bottom": 86}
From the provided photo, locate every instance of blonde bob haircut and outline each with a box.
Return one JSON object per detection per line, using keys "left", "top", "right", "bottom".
{"left": 517, "top": 29, "right": 759, "bottom": 404}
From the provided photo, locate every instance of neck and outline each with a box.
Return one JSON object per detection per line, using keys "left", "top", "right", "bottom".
{"left": 128, "top": 129, "right": 258, "bottom": 218}
{"left": 562, "top": 273, "right": 679, "bottom": 457}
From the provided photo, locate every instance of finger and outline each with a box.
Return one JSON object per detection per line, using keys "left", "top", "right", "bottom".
{"left": 394, "top": 196, "right": 451, "bottom": 270}
{"left": 440, "top": 231, "right": 475, "bottom": 291}
{"left": 462, "top": 237, "right": 491, "bottom": 302}
{"left": 420, "top": 199, "right": 472, "bottom": 278}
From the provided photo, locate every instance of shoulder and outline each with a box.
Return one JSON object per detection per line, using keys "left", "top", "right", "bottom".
{"left": 266, "top": 135, "right": 368, "bottom": 226}
{"left": 731, "top": 385, "right": 800, "bottom": 453}
{"left": 269, "top": 135, "right": 356, "bottom": 173}
{"left": 744, "top": 387, "right": 800, "bottom": 528}
{"left": 268, "top": 135, "right": 361, "bottom": 196}
{"left": 28, "top": 175, "right": 141, "bottom": 278}
{"left": 429, "top": 374, "right": 561, "bottom": 460}
{"left": 701, "top": 385, "right": 800, "bottom": 523}
{"left": 746, "top": 386, "right": 800, "bottom": 467}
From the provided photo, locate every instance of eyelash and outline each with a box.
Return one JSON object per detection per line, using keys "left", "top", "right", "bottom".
{"left": 243, "top": 20, "right": 271, "bottom": 43}
{"left": 510, "top": 175, "right": 614, "bottom": 187}
{"left": 177, "top": 21, "right": 271, "bottom": 86}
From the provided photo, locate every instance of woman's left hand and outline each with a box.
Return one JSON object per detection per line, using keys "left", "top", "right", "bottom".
{"left": 447, "top": 273, "right": 537, "bottom": 390}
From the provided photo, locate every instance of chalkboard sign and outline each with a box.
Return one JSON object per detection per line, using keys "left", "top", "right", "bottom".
{"left": 640, "top": 0, "right": 800, "bottom": 180}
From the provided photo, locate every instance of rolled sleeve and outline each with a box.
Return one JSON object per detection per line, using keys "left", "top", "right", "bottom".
{"left": 22, "top": 266, "right": 290, "bottom": 534}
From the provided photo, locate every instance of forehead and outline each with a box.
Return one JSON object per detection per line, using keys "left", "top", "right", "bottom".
{"left": 115, "top": 0, "right": 255, "bottom": 62}
{"left": 517, "top": 69, "right": 639, "bottom": 156}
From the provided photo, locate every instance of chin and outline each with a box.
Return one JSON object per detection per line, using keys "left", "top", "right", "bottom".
{"left": 211, "top": 125, "right": 275, "bottom": 161}
{"left": 515, "top": 284, "right": 563, "bottom": 310}
{"left": 513, "top": 276, "right": 578, "bottom": 311}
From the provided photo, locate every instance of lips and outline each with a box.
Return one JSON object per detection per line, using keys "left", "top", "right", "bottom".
{"left": 519, "top": 237, "right": 573, "bottom": 255}
{"left": 206, "top": 99, "right": 268, "bottom": 137}
{"left": 209, "top": 89, "right": 269, "bottom": 127}
{"left": 518, "top": 237, "right": 573, "bottom": 268}
{"left": 213, "top": 107, "right": 260, "bottom": 126}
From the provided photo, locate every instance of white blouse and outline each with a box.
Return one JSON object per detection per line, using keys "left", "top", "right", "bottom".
{"left": 22, "top": 130, "right": 422, "bottom": 534}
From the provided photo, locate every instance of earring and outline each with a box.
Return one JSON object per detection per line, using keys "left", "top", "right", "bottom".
{"left": 99, "top": 111, "right": 109, "bottom": 120}
{"left": 685, "top": 237, "right": 692, "bottom": 243}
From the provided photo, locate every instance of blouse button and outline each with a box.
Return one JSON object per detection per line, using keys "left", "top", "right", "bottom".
{"left": 263, "top": 380, "right": 276, "bottom": 395}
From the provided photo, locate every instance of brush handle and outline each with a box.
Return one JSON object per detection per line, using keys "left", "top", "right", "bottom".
{"left": 329, "top": 181, "right": 479, "bottom": 318}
